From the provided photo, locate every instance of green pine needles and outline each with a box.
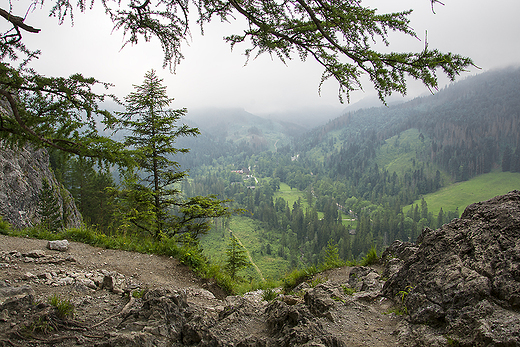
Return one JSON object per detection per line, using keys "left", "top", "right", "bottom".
{"left": 1, "top": 0, "right": 474, "bottom": 164}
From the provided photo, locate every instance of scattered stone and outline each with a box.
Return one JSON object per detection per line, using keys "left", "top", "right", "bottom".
{"left": 79, "top": 278, "right": 98, "bottom": 290}
{"left": 47, "top": 239, "right": 70, "bottom": 252}
{"left": 37, "top": 273, "right": 52, "bottom": 280}
{"left": 25, "top": 249, "right": 46, "bottom": 258}
{"left": 0, "top": 285, "right": 34, "bottom": 298}
{"left": 23, "top": 272, "right": 37, "bottom": 280}
{"left": 348, "top": 266, "right": 383, "bottom": 292}
{"left": 281, "top": 294, "right": 299, "bottom": 305}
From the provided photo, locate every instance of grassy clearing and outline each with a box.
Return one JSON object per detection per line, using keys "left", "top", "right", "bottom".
{"left": 376, "top": 129, "right": 425, "bottom": 173}
{"left": 375, "top": 128, "right": 447, "bottom": 181}
{"left": 274, "top": 183, "right": 354, "bottom": 227}
{"left": 200, "top": 216, "right": 290, "bottom": 282}
{"left": 275, "top": 183, "right": 309, "bottom": 209}
{"left": 405, "top": 170, "right": 520, "bottom": 216}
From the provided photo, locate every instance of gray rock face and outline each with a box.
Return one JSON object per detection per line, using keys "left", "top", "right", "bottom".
{"left": 0, "top": 143, "right": 82, "bottom": 229}
{"left": 383, "top": 190, "right": 520, "bottom": 346}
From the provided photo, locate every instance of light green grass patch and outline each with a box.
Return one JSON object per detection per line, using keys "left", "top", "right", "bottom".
{"left": 405, "top": 170, "right": 520, "bottom": 216}
{"left": 200, "top": 216, "right": 290, "bottom": 281}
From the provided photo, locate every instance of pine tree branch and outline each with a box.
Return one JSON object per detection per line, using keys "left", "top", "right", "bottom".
{"left": 0, "top": 7, "right": 41, "bottom": 34}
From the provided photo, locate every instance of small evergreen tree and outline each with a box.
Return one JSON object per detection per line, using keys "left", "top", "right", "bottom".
{"left": 321, "top": 239, "right": 344, "bottom": 269}
{"left": 38, "top": 179, "right": 63, "bottom": 231}
{"left": 225, "top": 235, "right": 250, "bottom": 280}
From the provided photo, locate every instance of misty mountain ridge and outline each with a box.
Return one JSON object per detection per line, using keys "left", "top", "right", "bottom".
{"left": 185, "top": 107, "right": 309, "bottom": 140}
{"left": 173, "top": 66, "right": 520, "bottom": 176}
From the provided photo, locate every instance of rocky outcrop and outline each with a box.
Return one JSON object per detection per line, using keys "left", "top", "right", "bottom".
{"left": 0, "top": 143, "right": 82, "bottom": 229}
{"left": 383, "top": 190, "right": 520, "bottom": 346}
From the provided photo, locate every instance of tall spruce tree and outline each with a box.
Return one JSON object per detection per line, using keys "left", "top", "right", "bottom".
{"left": 114, "top": 70, "right": 230, "bottom": 239}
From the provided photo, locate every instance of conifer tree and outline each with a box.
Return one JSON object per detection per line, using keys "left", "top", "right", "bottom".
{"left": 113, "top": 70, "right": 230, "bottom": 239}
{"left": 225, "top": 235, "right": 251, "bottom": 280}
{"left": 38, "top": 178, "right": 63, "bottom": 232}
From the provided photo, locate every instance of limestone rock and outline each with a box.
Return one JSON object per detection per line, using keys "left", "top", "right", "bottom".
{"left": 383, "top": 190, "right": 520, "bottom": 346}
{"left": 47, "top": 239, "right": 70, "bottom": 252}
{"left": 0, "top": 143, "right": 82, "bottom": 229}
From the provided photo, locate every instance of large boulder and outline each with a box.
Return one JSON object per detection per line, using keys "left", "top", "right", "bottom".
{"left": 383, "top": 190, "right": 520, "bottom": 346}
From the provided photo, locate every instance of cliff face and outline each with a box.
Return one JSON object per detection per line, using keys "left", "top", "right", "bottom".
{"left": 0, "top": 143, "right": 82, "bottom": 229}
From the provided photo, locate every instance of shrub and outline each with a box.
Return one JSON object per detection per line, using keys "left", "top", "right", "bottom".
{"left": 282, "top": 265, "right": 317, "bottom": 293}
{"left": 360, "top": 245, "right": 379, "bottom": 266}
{"left": 0, "top": 216, "right": 11, "bottom": 235}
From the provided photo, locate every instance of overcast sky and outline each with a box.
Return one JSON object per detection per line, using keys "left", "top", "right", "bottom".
{"left": 11, "top": 0, "right": 520, "bottom": 116}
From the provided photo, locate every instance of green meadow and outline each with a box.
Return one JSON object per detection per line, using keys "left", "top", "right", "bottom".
{"left": 200, "top": 216, "right": 290, "bottom": 281}
{"left": 274, "top": 183, "right": 354, "bottom": 227}
{"left": 405, "top": 170, "right": 520, "bottom": 216}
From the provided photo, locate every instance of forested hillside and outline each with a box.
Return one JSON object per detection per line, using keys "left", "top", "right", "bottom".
{"left": 53, "top": 67, "right": 520, "bottom": 280}
{"left": 178, "top": 67, "right": 520, "bottom": 276}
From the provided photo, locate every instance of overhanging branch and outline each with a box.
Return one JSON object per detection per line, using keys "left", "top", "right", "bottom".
{"left": 0, "top": 8, "right": 41, "bottom": 34}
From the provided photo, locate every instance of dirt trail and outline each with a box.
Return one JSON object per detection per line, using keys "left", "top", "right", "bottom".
{"left": 0, "top": 234, "right": 225, "bottom": 298}
{"left": 232, "top": 232, "right": 265, "bottom": 281}
{"left": 0, "top": 234, "right": 402, "bottom": 346}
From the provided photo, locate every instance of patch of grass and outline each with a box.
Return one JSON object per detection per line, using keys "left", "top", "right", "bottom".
{"left": 385, "top": 284, "right": 415, "bottom": 316}
{"left": 23, "top": 316, "right": 55, "bottom": 335}
{"left": 132, "top": 289, "right": 147, "bottom": 298}
{"left": 404, "top": 170, "right": 520, "bottom": 217}
{"left": 342, "top": 285, "right": 356, "bottom": 296}
{"left": 282, "top": 265, "right": 318, "bottom": 293}
{"left": 360, "top": 245, "right": 379, "bottom": 266}
{"left": 201, "top": 216, "right": 290, "bottom": 282}
{"left": 262, "top": 288, "right": 278, "bottom": 301}
{"left": 309, "top": 274, "right": 327, "bottom": 288}
{"left": 383, "top": 306, "right": 407, "bottom": 316}
{"left": 446, "top": 336, "right": 461, "bottom": 346}
{"left": 0, "top": 215, "right": 11, "bottom": 235}
{"left": 274, "top": 183, "right": 310, "bottom": 211}
{"left": 332, "top": 295, "right": 345, "bottom": 303}
{"left": 48, "top": 294, "right": 74, "bottom": 319}
{"left": 375, "top": 128, "right": 434, "bottom": 175}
